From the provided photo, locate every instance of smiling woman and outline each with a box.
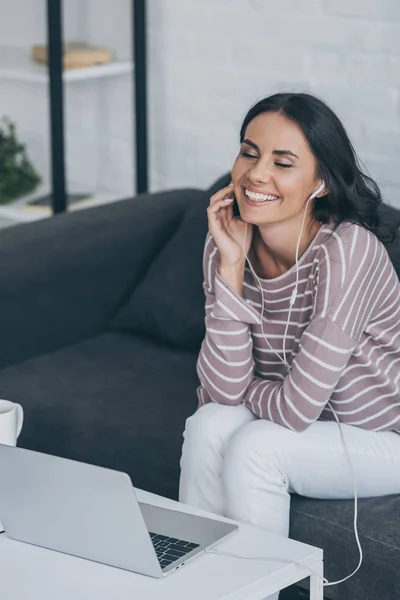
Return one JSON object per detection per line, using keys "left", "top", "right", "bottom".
{"left": 179, "top": 92, "right": 400, "bottom": 599}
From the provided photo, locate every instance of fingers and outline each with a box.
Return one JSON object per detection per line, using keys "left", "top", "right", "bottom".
{"left": 207, "top": 202, "right": 234, "bottom": 235}
{"left": 209, "top": 182, "right": 234, "bottom": 207}
{"left": 207, "top": 184, "right": 235, "bottom": 222}
{"left": 207, "top": 184, "right": 240, "bottom": 240}
{"left": 207, "top": 197, "right": 233, "bottom": 217}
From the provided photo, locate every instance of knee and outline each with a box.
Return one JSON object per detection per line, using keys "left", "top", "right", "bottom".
{"left": 182, "top": 403, "right": 255, "bottom": 452}
{"left": 224, "top": 419, "right": 297, "bottom": 475}
{"left": 222, "top": 420, "right": 294, "bottom": 535}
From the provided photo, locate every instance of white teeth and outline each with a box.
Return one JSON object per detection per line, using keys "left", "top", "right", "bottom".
{"left": 245, "top": 189, "right": 279, "bottom": 202}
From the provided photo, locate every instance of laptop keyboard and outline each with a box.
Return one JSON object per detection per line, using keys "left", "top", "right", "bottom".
{"left": 149, "top": 532, "right": 200, "bottom": 569}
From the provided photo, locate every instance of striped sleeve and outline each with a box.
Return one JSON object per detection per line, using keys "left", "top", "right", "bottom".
{"left": 243, "top": 225, "right": 393, "bottom": 431}
{"left": 314, "top": 225, "right": 391, "bottom": 338}
{"left": 196, "top": 234, "right": 260, "bottom": 407}
{"left": 243, "top": 317, "right": 357, "bottom": 431}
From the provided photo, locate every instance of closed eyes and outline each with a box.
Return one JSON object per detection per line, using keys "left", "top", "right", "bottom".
{"left": 240, "top": 151, "right": 292, "bottom": 168}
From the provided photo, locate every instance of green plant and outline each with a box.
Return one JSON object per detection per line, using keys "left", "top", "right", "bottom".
{"left": 0, "top": 117, "right": 41, "bottom": 204}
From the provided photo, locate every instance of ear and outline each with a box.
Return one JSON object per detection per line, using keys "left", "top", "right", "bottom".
{"left": 315, "top": 181, "right": 328, "bottom": 198}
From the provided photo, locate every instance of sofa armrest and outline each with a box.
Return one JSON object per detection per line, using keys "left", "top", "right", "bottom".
{"left": 0, "top": 189, "right": 203, "bottom": 368}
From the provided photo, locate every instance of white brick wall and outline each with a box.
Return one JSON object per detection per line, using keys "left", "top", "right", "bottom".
{"left": 0, "top": 0, "right": 399, "bottom": 207}
{"left": 147, "top": 0, "right": 400, "bottom": 207}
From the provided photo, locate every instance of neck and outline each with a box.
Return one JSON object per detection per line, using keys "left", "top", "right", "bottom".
{"left": 250, "top": 214, "right": 321, "bottom": 279}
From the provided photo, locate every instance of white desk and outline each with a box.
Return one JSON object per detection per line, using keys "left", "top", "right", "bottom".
{"left": 0, "top": 488, "right": 323, "bottom": 600}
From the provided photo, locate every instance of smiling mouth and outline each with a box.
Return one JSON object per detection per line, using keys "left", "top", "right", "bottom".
{"left": 243, "top": 187, "right": 281, "bottom": 205}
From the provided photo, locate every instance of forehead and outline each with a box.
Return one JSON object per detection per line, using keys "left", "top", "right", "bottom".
{"left": 244, "top": 111, "right": 311, "bottom": 157}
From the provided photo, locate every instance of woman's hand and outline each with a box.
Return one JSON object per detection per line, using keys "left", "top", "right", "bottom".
{"left": 207, "top": 183, "right": 253, "bottom": 268}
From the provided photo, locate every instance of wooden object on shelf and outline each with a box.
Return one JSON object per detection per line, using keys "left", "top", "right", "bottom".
{"left": 31, "top": 42, "right": 112, "bottom": 70}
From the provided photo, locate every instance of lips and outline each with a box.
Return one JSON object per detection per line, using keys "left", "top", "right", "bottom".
{"left": 243, "top": 186, "right": 281, "bottom": 207}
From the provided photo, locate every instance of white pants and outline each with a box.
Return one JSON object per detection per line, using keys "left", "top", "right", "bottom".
{"left": 179, "top": 404, "right": 400, "bottom": 599}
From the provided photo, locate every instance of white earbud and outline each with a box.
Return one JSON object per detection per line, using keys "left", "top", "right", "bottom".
{"left": 288, "top": 181, "right": 325, "bottom": 308}
{"left": 310, "top": 181, "right": 325, "bottom": 200}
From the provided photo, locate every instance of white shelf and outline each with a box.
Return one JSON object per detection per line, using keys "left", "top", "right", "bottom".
{"left": 0, "top": 187, "right": 129, "bottom": 223}
{"left": 0, "top": 46, "right": 133, "bottom": 84}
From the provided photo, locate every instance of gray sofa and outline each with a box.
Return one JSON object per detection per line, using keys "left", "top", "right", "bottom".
{"left": 0, "top": 175, "right": 399, "bottom": 600}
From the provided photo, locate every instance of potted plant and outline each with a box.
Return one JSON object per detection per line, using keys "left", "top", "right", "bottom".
{"left": 0, "top": 118, "right": 41, "bottom": 204}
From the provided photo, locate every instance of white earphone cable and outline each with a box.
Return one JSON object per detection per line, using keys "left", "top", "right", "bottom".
{"left": 204, "top": 547, "right": 330, "bottom": 585}
{"left": 322, "top": 403, "right": 363, "bottom": 587}
{"left": 283, "top": 193, "right": 313, "bottom": 368}
{"left": 243, "top": 224, "right": 289, "bottom": 370}
{"left": 234, "top": 181, "right": 363, "bottom": 588}
{"left": 208, "top": 405, "right": 363, "bottom": 588}
{"left": 241, "top": 183, "right": 324, "bottom": 372}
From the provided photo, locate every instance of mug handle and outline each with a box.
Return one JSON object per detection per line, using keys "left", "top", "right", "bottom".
{"left": 15, "top": 404, "right": 24, "bottom": 439}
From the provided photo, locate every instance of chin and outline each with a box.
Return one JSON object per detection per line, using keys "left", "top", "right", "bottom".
{"left": 240, "top": 209, "right": 278, "bottom": 226}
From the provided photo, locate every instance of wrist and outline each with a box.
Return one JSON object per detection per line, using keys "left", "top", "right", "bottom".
{"left": 219, "top": 257, "right": 246, "bottom": 270}
{"left": 218, "top": 262, "right": 245, "bottom": 296}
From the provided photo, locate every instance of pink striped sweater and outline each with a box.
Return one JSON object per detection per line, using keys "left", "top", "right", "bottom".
{"left": 197, "top": 220, "right": 400, "bottom": 433}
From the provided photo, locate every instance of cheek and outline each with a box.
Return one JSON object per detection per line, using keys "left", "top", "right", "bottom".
{"left": 277, "top": 169, "right": 307, "bottom": 194}
{"left": 231, "top": 157, "right": 247, "bottom": 182}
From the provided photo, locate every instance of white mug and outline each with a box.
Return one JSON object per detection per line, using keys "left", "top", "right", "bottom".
{"left": 0, "top": 400, "right": 24, "bottom": 446}
{"left": 0, "top": 400, "right": 23, "bottom": 532}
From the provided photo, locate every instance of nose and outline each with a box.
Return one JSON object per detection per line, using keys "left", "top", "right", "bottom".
{"left": 247, "top": 163, "right": 272, "bottom": 185}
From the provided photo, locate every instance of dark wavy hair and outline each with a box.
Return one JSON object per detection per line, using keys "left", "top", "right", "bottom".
{"left": 240, "top": 92, "right": 394, "bottom": 245}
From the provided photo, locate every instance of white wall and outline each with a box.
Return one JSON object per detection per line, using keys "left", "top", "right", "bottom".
{"left": 147, "top": 0, "right": 400, "bottom": 207}
{"left": 0, "top": 0, "right": 399, "bottom": 206}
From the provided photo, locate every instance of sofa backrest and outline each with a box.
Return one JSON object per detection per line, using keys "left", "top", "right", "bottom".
{"left": 110, "top": 174, "right": 400, "bottom": 352}
{"left": 109, "top": 179, "right": 224, "bottom": 351}
{"left": 0, "top": 189, "right": 199, "bottom": 368}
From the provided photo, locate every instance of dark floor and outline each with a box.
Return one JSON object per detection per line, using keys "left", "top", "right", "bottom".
{"left": 281, "top": 584, "right": 327, "bottom": 599}
{"left": 281, "top": 586, "right": 306, "bottom": 599}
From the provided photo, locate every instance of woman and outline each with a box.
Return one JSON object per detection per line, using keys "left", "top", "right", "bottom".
{"left": 179, "top": 93, "right": 400, "bottom": 592}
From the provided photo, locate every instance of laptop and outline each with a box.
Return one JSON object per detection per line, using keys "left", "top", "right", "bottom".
{"left": 0, "top": 444, "right": 238, "bottom": 577}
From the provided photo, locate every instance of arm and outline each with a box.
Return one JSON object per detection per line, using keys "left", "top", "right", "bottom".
{"left": 197, "top": 234, "right": 261, "bottom": 406}
{"left": 242, "top": 316, "right": 357, "bottom": 431}
{"left": 241, "top": 225, "right": 396, "bottom": 431}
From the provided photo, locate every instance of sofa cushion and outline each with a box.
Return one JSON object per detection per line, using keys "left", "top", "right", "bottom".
{"left": 110, "top": 190, "right": 211, "bottom": 350}
{"left": 207, "top": 172, "right": 231, "bottom": 196}
{"left": 0, "top": 332, "right": 199, "bottom": 500}
{"left": 109, "top": 175, "right": 234, "bottom": 351}
{"left": 0, "top": 189, "right": 195, "bottom": 369}
{"left": 379, "top": 202, "right": 400, "bottom": 233}
{"left": 290, "top": 493, "right": 400, "bottom": 600}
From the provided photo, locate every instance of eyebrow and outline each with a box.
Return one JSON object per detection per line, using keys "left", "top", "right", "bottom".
{"left": 242, "top": 138, "right": 299, "bottom": 160}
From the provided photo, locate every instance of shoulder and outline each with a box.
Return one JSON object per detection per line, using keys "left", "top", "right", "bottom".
{"left": 321, "top": 220, "right": 375, "bottom": 254}
{"left": 317, "top": 220, "right": 387, "bottom": 277}
{"left": 312, "top": 221, "right": 396, "bottom": 331}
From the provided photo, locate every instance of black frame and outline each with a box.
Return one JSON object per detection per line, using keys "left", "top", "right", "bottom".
{"left": 133, "top": 0, "right": 148, "bottom": 194}
{"left": 46, "top": 0, "right": 148, "bottom": 214}
{"left": 47, "top": 0, "right": 66, "bottom": 213}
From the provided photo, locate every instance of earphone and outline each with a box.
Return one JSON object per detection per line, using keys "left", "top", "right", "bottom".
{"left": 237, "top": 181, "right": 364, "bottom": 588}
{"left": 242, "top": 181, "right": 326, "bottom": 373}
{"left": 290, "top": 181, "right": 325, "bottom": 309}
